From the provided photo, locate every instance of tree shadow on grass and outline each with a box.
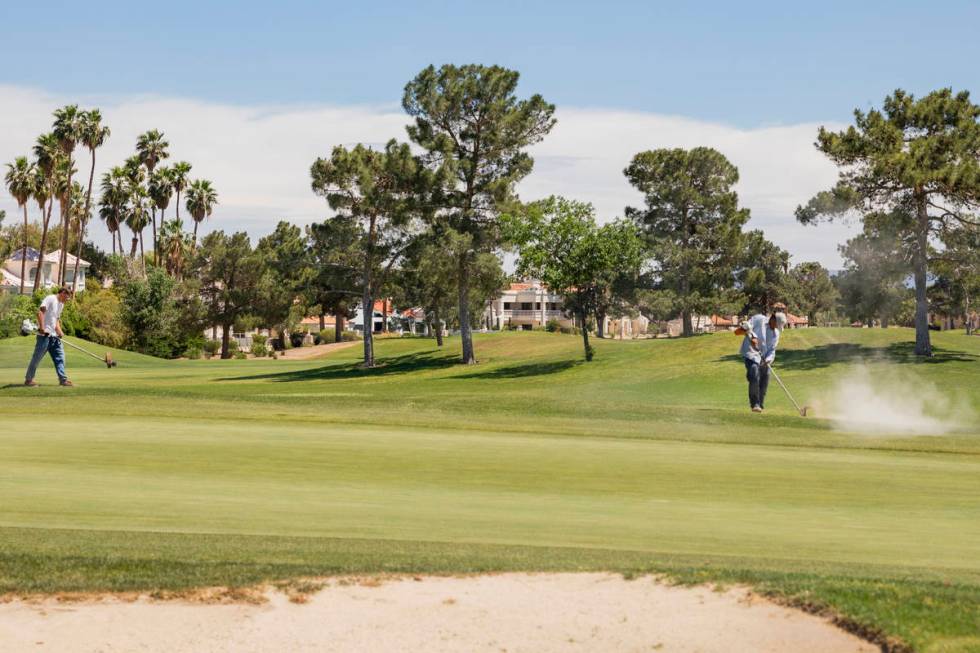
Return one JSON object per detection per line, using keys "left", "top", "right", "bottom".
{"left": 456, "top": 359, "right": 582, "bottom": 379}
{"left": 716, "top": 341, "right": 977, "bottom": 370}
{"left": 218, "top": 351, "right": 458, "bottom": 383}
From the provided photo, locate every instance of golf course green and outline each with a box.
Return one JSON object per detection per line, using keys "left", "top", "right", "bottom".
{"left": 1, "top": 328, "right": 978, "bottom": 651}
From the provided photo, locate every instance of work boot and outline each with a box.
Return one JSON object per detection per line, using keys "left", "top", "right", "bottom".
{"left": 59, "top": 379, "right": 74, "bottom": 387}
{"left": 24, "top": 379, "right": 38, "bottom": 387}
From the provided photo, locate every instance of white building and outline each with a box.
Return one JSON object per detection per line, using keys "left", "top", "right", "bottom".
{"left": 1, "top": 248, "right": 89, "bottom": 294}
{"left": 351, "top": 299, "right": 394, "bottom": 334}
{"left": 485, "top": 281, "right": 574, "bottom": 330}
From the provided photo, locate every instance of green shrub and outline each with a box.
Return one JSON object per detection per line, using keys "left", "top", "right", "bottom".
{"left": 318, "top": 329, "right": 336, "bottom": 344}
{"left": 184, "top": 346, "right": 202, "bottom": 360}
{"left": 252, "top": 334, "right": 267, "bottom": 346}
{"left": 251, "top": 343, "right": 268, "bottom": 358}
{"left": 340, "top": 331, "right": 361, "bottom": 342}
{"left": 228, "top": 340, "right": 239, "bottom": 353}
{"left": 0, "top": 294, "right": 37, "bottom": 338}
{"left": 233, "top": 351, "right": 247, "bottom": 360}
{"left": 545, "top": 318, "right": 561, "bottom": 332}
{"left": 203, "top": 340, "right": 220, "bottom": 358}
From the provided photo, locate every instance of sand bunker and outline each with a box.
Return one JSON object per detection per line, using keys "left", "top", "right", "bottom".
{"left": 0, "top": 573, "right": 876, "bottom": 653}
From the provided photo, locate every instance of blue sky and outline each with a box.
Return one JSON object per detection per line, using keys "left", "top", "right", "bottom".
{"left": 3, "top": 0, "right": 979, "bottom": 126}
{"left": 2, "top": 1, "right": 979, "bottom": 266}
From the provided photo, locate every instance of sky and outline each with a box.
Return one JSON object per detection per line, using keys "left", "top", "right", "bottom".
{"left": 2, "top": 0, "right": 980, "bottom": 268}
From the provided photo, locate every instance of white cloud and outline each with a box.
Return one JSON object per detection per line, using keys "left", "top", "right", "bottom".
{"left": 0, "top": 85, "right": 858, "bottom": 268}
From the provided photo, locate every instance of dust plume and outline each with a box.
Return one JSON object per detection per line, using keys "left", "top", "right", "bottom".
{"left": 822, "top": 364, "right": 975, "bottom": 436}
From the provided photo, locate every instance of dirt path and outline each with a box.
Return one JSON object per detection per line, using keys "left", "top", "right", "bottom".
{"left": 275, "top": 340, "right": 359, "bottom": 360}
{"left": 0, "top": 573, "right": 876, "bottom": 653}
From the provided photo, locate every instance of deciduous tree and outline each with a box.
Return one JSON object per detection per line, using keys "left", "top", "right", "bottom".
{"left": 507, "top": 197, "right": 644, "bottom": 361}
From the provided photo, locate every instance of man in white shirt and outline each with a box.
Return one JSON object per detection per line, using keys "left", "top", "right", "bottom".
{"left": 737, "top": 310, "right": 787, "bottom": 412}
{"left": 24, "top": 287, "right": 74, "bottom": 387}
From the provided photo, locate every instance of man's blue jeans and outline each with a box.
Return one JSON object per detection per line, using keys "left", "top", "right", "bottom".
{"left": 26, "top": 335, "right": 67, "bottom": 383}
{"left": 744, "top": 358, "right": 770, "bottom": 409}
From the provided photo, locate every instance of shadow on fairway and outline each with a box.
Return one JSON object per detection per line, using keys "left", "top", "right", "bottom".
{"left": 218, "top": 351, "right": 458, "bottom": 382}
{"left": 456, "top": 359, "right": 582, "bottom": 379}
{"left": 717, "top": 341, "right": 977, "bottom": 370}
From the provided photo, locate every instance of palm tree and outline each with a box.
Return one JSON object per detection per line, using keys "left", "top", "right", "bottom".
{"left": 136, "top": 130, "right": 170, "bottom": 261}
{"left": 148, "top": 167, "right": 173, "bottom": 266}
{"left": 30, "top": 168, "right": 52, "bottom": 293}
{"left": 185, "top": 178, "right": 217, "bottom": 247}
{"left": 99, "top": 167, "right": 128, "bottom": 255}
{"left": 32, "top": 133, "right": 60, "bottom": 293}
{"left": 169, "top": 161, "right": 192, "bottom": 219}
{"left": 125, "top": 185, "right": 151, "bottom": 267}
{"left": 52, "top": 105, "right": 84, "bottom": 284}
{"left": 158, "top": 218, "right": 191, "bottom": 278}
{"left": 72, "top": 110, "right": 110, "bottom": 292}
{"left": 4, "top": 157, "right": 37, "bottom": 294}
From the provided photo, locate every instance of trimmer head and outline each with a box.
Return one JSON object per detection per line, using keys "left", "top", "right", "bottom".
{"left": 105, "top": 353, "right": 117, "bottom": 368}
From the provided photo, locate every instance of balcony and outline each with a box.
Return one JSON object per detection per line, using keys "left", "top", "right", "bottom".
{"left": 502, "top": 309, "right": 567, "bottom": 318}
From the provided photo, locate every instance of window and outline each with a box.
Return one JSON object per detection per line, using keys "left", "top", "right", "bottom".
{"left": 64, "top": 271, "right": 74, "bottom": 283}
{"left": 521, "top": 302, "right": 532, "bottom": 310}
{"left": 29, "top": 269, "right": 36, "bottom": 281}
{"left": 503, "top": 302, "right": 512, "bottom": 310}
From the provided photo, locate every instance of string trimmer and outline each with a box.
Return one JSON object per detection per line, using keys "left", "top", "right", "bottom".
{"left": 20, "top": 320, "right": 117, "bottom": 368}
{"left": 767, "top": 364, "right": 807, "bottom": 417}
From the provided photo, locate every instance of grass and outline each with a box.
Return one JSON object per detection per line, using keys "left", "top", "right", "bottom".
{"left": 1, "top": 328, "right": 978, "bottom": 651}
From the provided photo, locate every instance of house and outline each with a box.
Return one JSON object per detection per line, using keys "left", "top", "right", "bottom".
{"left": 664, "top": 315, "right": 714, "bottom": 337}
{"left": 1, "top": 248, "right": 90, "bottom": 294}
{"left": 399, "top": 307, "right": 433, "bottom": 335}
{"left": 484, "top": 281, "right": 575, "bottom": 330}
{"left": 710, "top": 315, "right": 738, "bottom": 331}
{"left": 785, "top": 312, "right": 809, "bottom": 328}
{"left": 351, "top": 299, "right": 395, "bottom": 333}
{"left": 605, "top": 315, "right": 651, "bottom": 339}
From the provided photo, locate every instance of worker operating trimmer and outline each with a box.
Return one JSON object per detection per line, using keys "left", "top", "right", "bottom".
{"left": 736, "top": 309, "right": 787, "bottom": 413}
{"left": 24, "top": 286, "right": 74, "bottom": 387}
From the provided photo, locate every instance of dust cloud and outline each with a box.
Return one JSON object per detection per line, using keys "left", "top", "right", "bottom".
{"left": 823, "top": 365, "right": 975, "bottom": 436}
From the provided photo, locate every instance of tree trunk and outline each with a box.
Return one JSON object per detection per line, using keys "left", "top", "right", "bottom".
{"left": 362, "top": 290, "right": 375, "bottom": 367}
{"left": 335, "top": 314, "right": 344, "bottom": 343}
{"left": 192, "top": 220, "right": 199, "bottom": 250}
{"left": 382, "top": 298, "right": 389, "bottom": 333}
{"left": 34, "top": 198, "right": 53, "bottom": 294}
{"left": 221, "top": 323, "right": 231, "bottom": 359}
{"left": 130, "top": 232, "right": 139, "bottom": 258}
{"left": 319, "top": 312, "right": 325, "bottom": 332}
{"left": 681, "top": 309, "right": 693, "bottom": 337}
{"left": 151, "top": 207, "right": 158, "bottom": 266}
{"left": 596, "top": 310, "right": 606, "bottom": 338}
{"left": 457, "top": 253, "right": 475, "bottom": 363}
{"left": 19, "top": 204, "right": 28, "bottom": 294}
{"left": 58, "top": 157, "right": 72, "bottom": 286}
{"left": 913, "top": 195, "right": 932, "bottom": 356}
{"left": 964, "top": 291, "right": 972, "bottom": 336}
{"left": 72, "top": 148, "right": 97, "bottom": 293}
{"left": 434, "top": 307, "right": 444, "bottom": 347}
{"left": 579, "top": 308, "right": 593, "bottom": 361}
{"left": 139, "top": 230, "right": 146, "bottom": 273}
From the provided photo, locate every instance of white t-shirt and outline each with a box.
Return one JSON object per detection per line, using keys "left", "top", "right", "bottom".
{"left": 40, "top": 293, "right": 64, "bottom": 335}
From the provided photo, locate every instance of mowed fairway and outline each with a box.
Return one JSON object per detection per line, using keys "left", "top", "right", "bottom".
{"left": 1, "top": 329, "right": 979, "bottom": 650}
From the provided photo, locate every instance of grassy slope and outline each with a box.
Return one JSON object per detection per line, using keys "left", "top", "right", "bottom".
{"left": 0, "top": 329, "right": 978, "bottom": 651}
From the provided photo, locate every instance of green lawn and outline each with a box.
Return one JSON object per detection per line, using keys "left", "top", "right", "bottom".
{"left": 1, "top": 328, "right": 979, "bottom": 651}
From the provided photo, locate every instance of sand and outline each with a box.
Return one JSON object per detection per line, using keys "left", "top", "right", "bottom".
{"left": 0, "top": 573, "right": 877, "bottom": 653}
